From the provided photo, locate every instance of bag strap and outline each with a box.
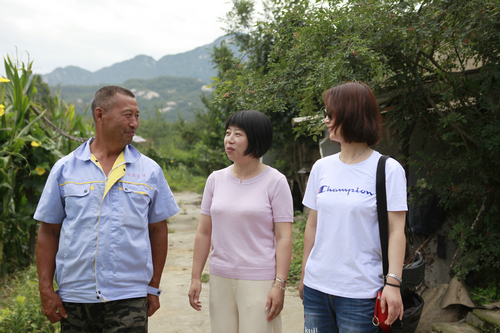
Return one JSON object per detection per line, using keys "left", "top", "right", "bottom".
{"left": 376, "top": 156, "right": 390, "bottom": 276}
{"left": 377, "top": 156, "right": 417, "bottom": 271}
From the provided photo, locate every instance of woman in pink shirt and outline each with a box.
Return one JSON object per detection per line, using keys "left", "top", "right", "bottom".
{"left": 188, "top": 110, "right": 294, "bottom": 333}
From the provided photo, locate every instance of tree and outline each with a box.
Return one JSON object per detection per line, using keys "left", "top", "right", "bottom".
{"left": 211, "top": 0, "right": 500, "bottom": 282}
{"left": 210, "top": 1, "right": 321, "bottom": 199}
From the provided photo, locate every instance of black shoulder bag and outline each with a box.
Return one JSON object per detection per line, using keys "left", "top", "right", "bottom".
{"left": 374, "top": 155, "right": 425, "bottom": 333}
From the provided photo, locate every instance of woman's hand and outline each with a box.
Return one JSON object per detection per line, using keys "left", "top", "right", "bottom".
{"left": 270, "top": 221, "right": 291, "bottom": 320}
{"left": 188, "top": 279, "right": 203, "bottom": 311}
{"left": 300, "top": 210, "right": 317, "bottom": 301}
{"left": 299, "top": 277, "right": 304, "bottom": 300}
{"left": 380, "top": 284, "right": 403, "bottom": 325}
{"left": 265, "top": 285, "right": 285, "bottom": 321}
{"left": 188, "top": 214, "right": 212, "bottom": 312}
{"left": 384, "top": 211, "right": 406, "bottom": 324}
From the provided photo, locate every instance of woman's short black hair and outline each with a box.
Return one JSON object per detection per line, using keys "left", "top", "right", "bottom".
{"left": 322, "top": 82, "right": 383, "bottom": 146}
{"left": 225, "top": 110, "right": 273, "bottom": 159}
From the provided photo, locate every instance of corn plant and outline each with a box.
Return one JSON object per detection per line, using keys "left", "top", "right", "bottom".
{"left": 0, "top": 57, "right": 41, "bottom": 274}
{"left": 0, "top": 56, "right": 90, "bottom": 275}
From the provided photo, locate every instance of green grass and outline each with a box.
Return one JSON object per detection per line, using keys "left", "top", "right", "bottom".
{"left": 0, "top": 264, "right": 59, "bottom": 333}
{"left": 200, "top": 273, "right": 210, "bottom": 283}
{"left": 288, "top": 213, "right": 307, "bottom": 287}
{"left": 163, "top": 165, "right": 206, "bottom": 193}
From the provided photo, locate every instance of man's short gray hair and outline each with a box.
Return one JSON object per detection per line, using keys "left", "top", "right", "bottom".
{"left": 90, "top": 86, "right": 135, "bottom": 123}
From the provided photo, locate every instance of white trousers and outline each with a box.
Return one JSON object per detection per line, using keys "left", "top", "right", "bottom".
{"left": 209, "top": 274, "right": 282, "bottom": 333}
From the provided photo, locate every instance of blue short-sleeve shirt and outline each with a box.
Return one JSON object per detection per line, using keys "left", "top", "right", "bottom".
{"left": 34, "top": 138, "right": 180, "bottom": 303}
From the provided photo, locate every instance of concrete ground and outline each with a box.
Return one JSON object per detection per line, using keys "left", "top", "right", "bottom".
{"left": 149, "top": 192, "right": 304, "bottom": 333}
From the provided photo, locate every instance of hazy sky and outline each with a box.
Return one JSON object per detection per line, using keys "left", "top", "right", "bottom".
{"left": 0, "top": 0, "right": 249, "bottom": 76}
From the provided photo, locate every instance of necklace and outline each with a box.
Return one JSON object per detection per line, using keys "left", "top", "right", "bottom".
{"left": 235, "top": 163, "right": 260, "bottom": 183}
{"left": 342, "top": 146, "right": 369, "bottom": 164}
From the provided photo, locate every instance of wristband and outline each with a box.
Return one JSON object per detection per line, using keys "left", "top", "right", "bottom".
{"left": 148, "top": 286, "right": 162, "bottom": 296}
{"left": 275, "top": 277, "right": 287, "bottom": 284}
{"left": 386, "top": 273, "right": 402, "bottom": 284}
{"left": 273, "top": 283, "right": 287, "bottom": 291}
{"left": 385, "top": 282, "right": 401, "bottom": 288}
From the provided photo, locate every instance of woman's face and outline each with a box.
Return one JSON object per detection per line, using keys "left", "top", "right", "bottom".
{"left": 324, "top": 110, "right": 343, "bottom": 143}
{"left": 224, "top": 125, "right": 250, "bottom": 162}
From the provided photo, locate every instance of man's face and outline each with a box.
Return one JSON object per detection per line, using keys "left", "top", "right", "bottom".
{"left": 101, "top": 93, "right": 139, "bottom": 147}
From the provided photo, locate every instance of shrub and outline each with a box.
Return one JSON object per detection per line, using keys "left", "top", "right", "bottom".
{"left": 0, "top": 265, "right": 59, "bottom": 333}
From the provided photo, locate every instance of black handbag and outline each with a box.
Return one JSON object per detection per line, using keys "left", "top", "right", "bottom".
{"left": 375, "top": 155, "right": 425, "bottom": 332}
{"left": 400, "top": 251, "right": 425, "bottom": 295}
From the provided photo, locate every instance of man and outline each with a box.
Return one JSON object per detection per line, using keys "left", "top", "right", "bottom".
{"left": 35, "top": 86, "right": 180, "bottom": 332}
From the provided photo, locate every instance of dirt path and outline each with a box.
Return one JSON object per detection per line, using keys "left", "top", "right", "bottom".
{"left": 149, "top": 192, "right": 304, "bottom": 333}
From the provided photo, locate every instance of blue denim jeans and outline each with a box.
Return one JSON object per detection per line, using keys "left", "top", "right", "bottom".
{"left": 303, "top": 284, "right": 381, "bottom": 333}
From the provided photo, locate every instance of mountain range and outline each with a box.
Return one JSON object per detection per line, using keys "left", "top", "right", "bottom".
{"left": 42, "top": 36, "right": 237, "bottom": 86}
{"left": 57, "top": 76, "right": 212, "bottom": 122}
{"left": 43, "top": 36, "right": 240, "bottom": 121}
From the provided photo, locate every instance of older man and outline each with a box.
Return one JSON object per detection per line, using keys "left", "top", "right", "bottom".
{"left": 35, "top": 86, "right": 179, "bottom": 332}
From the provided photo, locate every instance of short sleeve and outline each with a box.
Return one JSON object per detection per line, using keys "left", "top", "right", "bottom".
{"left": 385, "top": 158, "right": 408, "bottom": 212}
{"left": 34, "top": 163, "right": 66, "bottom": 224}
{"left": 148, "top": 168, "right": 180, "bottom": 223}
{"left": 270, "top": 175, "right": 294, "bottom": 223}
{"left": 200, "top": 172, "right": 215, "bottom": 216}
{"left": 302, "top": 162, "right": 320, "bottom": 210}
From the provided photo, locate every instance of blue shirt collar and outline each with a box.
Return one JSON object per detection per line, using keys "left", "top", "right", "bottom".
{"left": 74, "top": 138, "right": 141, "bottom": 164}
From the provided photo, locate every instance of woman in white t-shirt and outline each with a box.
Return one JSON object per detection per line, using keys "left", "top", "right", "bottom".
{"left": 300, "top": 82, "right": 407, "bottom": 332}
{"left": 188, "top": 110, "right": 293, "bottom": 333}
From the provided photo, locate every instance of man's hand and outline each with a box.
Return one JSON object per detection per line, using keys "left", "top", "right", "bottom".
{"left": 37, "top": 222, "right": 65, "bottom": 323}
{"left": 40, "top": 289, "right": 67, "bottom": 323}
{"left": 147, "top": 294, "right": 160, "bottom": 317}
{"left": 147, "top": 220, "right": 167, "bottom": 317}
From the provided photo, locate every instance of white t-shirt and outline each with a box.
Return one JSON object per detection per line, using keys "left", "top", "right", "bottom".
{"left": 201, "top": 165, "right": 294, "bottom": 280}
{"left": 302, "top": 151, "right": 407, "bottom": 298}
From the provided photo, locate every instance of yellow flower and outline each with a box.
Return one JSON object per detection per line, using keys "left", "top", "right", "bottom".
{"left": 35, "top": 167, "right": 46, "bottom": 176}
{"left": 31, "top": 141, "right": 41, "bottom": 147}
{"left": 0, "top": 104, "right": 4, "bottom": 117}
{"left": 0, "top": 77, "right": 10, "bottom": 83}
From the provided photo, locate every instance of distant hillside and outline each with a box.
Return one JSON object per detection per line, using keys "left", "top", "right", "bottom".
{"left": 43, "top": 36, "right": 238, "bottom": 85}
{"left": 57, "top": 76, "right": 213, "bottom": 122}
